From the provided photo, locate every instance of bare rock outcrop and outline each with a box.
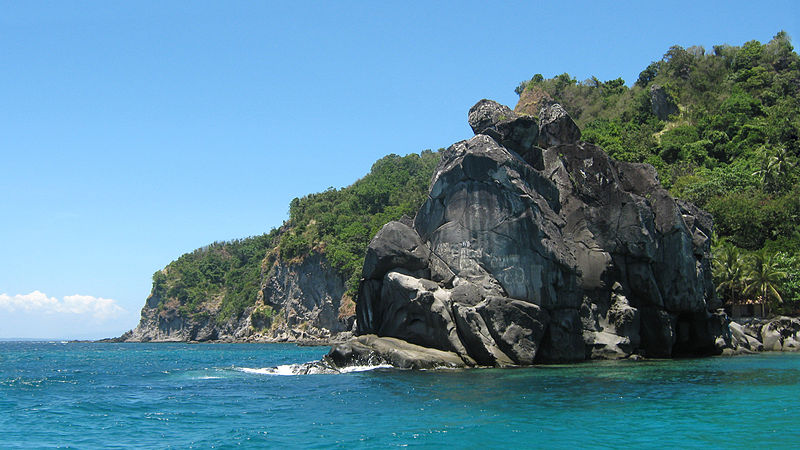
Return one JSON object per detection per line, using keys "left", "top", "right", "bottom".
{"left": 336, "top": 100, "right": 727, "bottom": 367}
{"left": 649, "top": 84, "right": 679, "bottom": 120}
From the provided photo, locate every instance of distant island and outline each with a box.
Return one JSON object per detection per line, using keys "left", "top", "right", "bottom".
{"left": 117, "top": 33, "right": 800, "bottom": 364}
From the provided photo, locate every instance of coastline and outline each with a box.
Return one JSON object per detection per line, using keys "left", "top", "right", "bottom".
{"left": 92, "top": 315, "right": 800, "bottom": 366}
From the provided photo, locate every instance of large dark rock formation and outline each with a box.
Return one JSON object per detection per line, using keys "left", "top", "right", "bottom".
{"left": 342, "top": 99, "right": 728, "bottom": 366}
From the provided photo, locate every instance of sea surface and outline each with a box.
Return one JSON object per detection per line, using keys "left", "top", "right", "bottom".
{"left": 1, "top": 342, "right": 798, "bottom": 448}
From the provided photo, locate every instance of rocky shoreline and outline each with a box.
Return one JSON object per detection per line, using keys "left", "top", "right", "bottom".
{"left": 118, "top": 99, "right": 798, "bottom": 373}
{"left": 726, "top": 316, "right": 800, "bottom": 354}
{"left": 101, "top": 315, "right": 800, "bottom": 353}
{"left": 97, "top": 315, "right": 799, "bottom": 376}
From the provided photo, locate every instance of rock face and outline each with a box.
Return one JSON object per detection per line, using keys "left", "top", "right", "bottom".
{"left": 649, "top": 84, "right": 679, "bottom": 120}
{"left": 257, "top": 252, "right": 354, "bottom": 341}
{"left": 127, "top": 302, "right": 241, "bottom": 342}
{"left": 127, "top": 252, "right": 353, "bottom": 343}
{"left": 537, "top": 103, "right": 581, "bottom": 147}
{"left": 346, "top": 99, "right": 726, "bottom": 366}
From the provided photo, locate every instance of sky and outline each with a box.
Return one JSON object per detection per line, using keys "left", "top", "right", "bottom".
{"left": 1, "top": 1, "right": 798, "bottom": 339}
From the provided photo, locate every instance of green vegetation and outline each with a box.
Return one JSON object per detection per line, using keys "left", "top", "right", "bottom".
{"left": 149, "top": 150, "right": 441, "bottom": 321}
{"left": 250, "top": 303, "right": 276, "bottom": 331}
{"left": 151, "top": 231, "right": 278, "bottom": 322}
{"left": 713, "top": 241, "right": 797, "bottom": 312}
{"left": 517, "top": 31, "right": 799, "bottom": 313}
{"left": 280, "top": 150, "right": 441, "bottom": 291}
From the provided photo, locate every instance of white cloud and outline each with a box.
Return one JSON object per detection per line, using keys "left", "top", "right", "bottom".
{"left": 0, "top": 291, "right": 126, "bottom": 321}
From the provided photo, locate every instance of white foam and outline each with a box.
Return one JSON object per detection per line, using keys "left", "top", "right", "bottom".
{"left": 338, "top": 364, "right": 394, "bottom": 373}
{"left": 238, "top": 363, "right": 395, "bottom": 376}
{"left": 239, "top": 367, "right": 281, "bottom": 375}
{"left": 238, "top": 365, "right": 299, "bottom": 376}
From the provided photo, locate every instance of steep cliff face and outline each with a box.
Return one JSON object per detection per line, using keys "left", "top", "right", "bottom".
{"left": 124, "top": 151, "right": 439, "bottom": 343}
{"left": 344, "top": 99, "right": 728, "bottom": 366}
{"left": 126, "top": 303, "right": 248, "bottom": 342}
{"left": 253, "top": 252, "right": 354, "bottom": 341}
{"left": 126, "top": 252, "right": 352, "bottom": 342}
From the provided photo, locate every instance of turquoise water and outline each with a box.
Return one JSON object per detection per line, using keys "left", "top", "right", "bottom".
{"left": 1, "top": 342, "right": 798, "bottom": 448}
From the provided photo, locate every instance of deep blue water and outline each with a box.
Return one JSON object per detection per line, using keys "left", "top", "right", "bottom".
{"left": 1, "top": 342, "right": 799, "bottom": 448}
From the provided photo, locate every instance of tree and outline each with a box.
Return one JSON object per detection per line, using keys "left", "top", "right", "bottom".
{"left": 713, "top": 241, "right": 746, "bottom": 304}
{"left": 744, "top": 249, "right": 788, "bottom": 306}
{"left": 663, "top": 45, "right": 694, "bottom": 79}
{"left": 752, "top": 146, "right": 794, "bottom": 193}
{"left": 636, "top": 61, "right": 660, "bottom": 87}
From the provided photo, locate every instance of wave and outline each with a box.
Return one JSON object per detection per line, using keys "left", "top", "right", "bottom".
{"left": 239, "top": 365, "right": 300, "bottom": 376}
{"left": 237, "top": 362, "right": 394, "bottom": 376}
{"left": 338, "top": 364, "right": 394, "bottom": 373}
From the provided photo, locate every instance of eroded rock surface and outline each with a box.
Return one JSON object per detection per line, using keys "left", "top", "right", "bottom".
{"left": 326, "top": 334, "right": 468, "bottom": 370}
{"left": 127, "top": 251, "right": 354, "bottom": 343}
{"left": 351, "top": 100, "right": 728, "bottom": 366}
{"left": 724, "top": 316, "right": 800, "bottom": 355}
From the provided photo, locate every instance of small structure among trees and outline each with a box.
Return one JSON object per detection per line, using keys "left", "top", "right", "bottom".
{"left": 714, "top": 242, "right": 791, "bottom": 318}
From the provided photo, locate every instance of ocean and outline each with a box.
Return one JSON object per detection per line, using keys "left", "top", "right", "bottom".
{"left": 1, "top": 342, "right": 798, "bottom": 448}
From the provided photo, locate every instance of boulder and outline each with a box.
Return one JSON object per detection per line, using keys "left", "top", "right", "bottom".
{"left": 374, "top": 271, "right": 466, "bottom": 355}
{"left": 760, "top": 316, "right": 800, "bottom": 351}
{"left": 478, "top": 297, "right": 549, "bottom": 365}
{"left": 362, "top": 221, "right": 430, "bottom": 280}
{"left": 452, "top": 302, "right": 515, "bottom": 366}
{"left": 729, "top": 321, "right": 763, "bottom": 352}
{"left": 467, "top": 99, "right": 542, "bottom": 169}
{"left": 325, "top": 335, "right": 470, "bottom": 369}
{"left": 537, "top": 103, "right": 581, "bottom": 147}
{"left": 468, "top": 99, "right": 517, "bottom": 135}
{"left": 452, "top": 296, "right": 550, "bottom": 366}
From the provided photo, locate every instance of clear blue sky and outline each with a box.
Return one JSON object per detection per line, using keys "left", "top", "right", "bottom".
{"left": 1, "top": 1, "right": 798, "bottom": 339}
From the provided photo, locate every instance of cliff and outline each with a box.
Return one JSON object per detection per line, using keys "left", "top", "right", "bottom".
{"left": 124, "top": 152, "right": 440, "bottom": 343}
{"left": 326, "top": 99, "right": 731, "bottom": 368}
{"left": 127, "top": 251, "right": 353, "bottom": 342}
